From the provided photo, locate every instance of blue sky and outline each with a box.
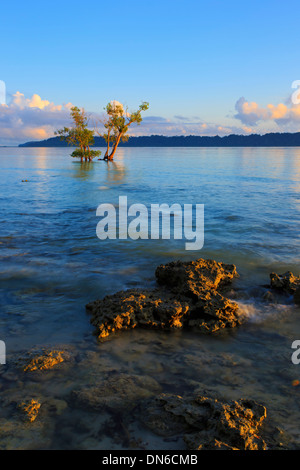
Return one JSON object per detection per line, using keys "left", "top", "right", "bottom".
{"left": 1, "top": 0, "right": 300, "bottom": 144}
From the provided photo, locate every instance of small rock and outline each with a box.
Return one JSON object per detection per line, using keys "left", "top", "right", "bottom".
{"left": 270, "top": 271, "right": 300, "bottom": 295}
{"left": 262, "top": 291, "right": 274, "bottom": 302}
{"left": 22, "top": 350, "right": 66, "bottom": 372}
{"left": 19, "top": 399, "right": 41, "bottom": 423}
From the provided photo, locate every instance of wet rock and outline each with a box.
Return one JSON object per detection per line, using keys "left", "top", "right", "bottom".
{"left": 0, "top": 417, "right": 51, "bottom": 450}
{"left": 87, "top": 289, "right": 189, "bottom": 339}
{"left": 22, "top": 349, "right": 67, "bottom": 372}
{"left": 86, "top": 258, "right": 241, "bottom": 340}
{"left": 155, "top": 258, "right": 238, "bottom": 298}
{"left": 71, "top": 373, "right": 161, "bottom": 412}
{"left": 270, "top": 271, "right": 300, "bottom": 295}
{"left": 262, "top": 290, "right": 275, "bottom": 302}
{"left": 18, "top": 399, "right": 41, "bottom": 423}
{"left": 140, "top": 393, "right": 268, "bottom": 450}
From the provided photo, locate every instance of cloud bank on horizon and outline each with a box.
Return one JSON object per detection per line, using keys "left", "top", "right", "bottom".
{"left": 0, "top": 92, "right": 74, "bottom": 145}
{"left": 234, "top": 95, "right": 300, "bottom": 129}
{"left": 1, "top": 89, "right": 300, "bottom": 146}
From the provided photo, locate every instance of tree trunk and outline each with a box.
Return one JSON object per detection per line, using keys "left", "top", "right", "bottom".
{"left": 87, "top": 145, "right": 92, "bottom": 161}
{"left": 108, "top": 133, "right": 122, "bottom": 161}
{"left": 104, "top": 131, "right": 110, "bottom": 159}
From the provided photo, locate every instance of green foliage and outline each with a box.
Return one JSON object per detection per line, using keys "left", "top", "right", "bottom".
{"left": 71, "top": 149, "right": 101, "bottom": 159}
{"left": 97, "top": 101, "right": 149, "bottom": 160}
{"left": 55, "top": 106, "right": 101, "bottom": 161}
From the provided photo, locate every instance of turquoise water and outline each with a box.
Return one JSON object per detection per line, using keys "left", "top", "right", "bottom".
{"left": 0, "top": 146, "right": 300, "bottom": 449}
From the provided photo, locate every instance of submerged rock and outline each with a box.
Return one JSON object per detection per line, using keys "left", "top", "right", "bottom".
{"left": 140, "top": 393, "right": 268, "bottom": 450}
{"left": 71, "top": 373, "right": 161, "bottom": 412}
{"left": 86, "top": 258, "right": 241, "bottom": 340}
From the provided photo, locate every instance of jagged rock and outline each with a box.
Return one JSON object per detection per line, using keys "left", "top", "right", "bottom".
{"left": 87, "top": 289, "right": 190, "bottom": 339}
{"left": 71, "top": 373, "right": 161, "bottom": 412}
{"left": 22, "top": 350, "right": 66, "bottom": 372}
{"left": 140, "top": 393, "right": 267, "bottom": 450}
{"left": 86, "top": 259, "right": 241, "bottom": 340}
{"left": 270, "top": 271, "right": 300, "bottom": 295}
{"left": 18, "top": 399, "right": 41, "bottom": 423}
{"left": 155, "top": 258, "right": 238, "bottom": 298}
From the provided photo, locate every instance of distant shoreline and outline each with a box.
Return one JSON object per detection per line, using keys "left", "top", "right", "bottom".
{"left": 16, "top": 132, "right": 300, "bottom": 148}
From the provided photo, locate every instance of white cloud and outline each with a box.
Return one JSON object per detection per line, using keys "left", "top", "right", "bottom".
{"left": 234, "top": 94, "right": 300, "bottom": 130}
{"left": 127, "top": 115, "right": 253, "bottom": 137}
{"left": 2, "top": 90, "right": 291, "bottom": 146}
{"left": 0, "top": 91, "right": 74, "bottom": 145}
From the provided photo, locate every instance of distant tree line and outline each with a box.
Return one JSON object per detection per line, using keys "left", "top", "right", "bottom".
{"left": 20, "top": 132, "right": 300, "bottom": 150}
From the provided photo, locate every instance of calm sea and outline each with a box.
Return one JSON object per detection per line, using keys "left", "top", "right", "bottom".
{"left": 0, "top": 146, "right": 300, "bottom": 449}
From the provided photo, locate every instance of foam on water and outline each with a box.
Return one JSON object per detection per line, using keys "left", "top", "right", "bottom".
{"left": 237, "top": 298, "right": 295, "bottom": 323}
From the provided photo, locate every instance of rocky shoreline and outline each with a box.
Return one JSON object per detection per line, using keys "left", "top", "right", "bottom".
{"left": 0, "top": 258, "right": 299, "bottom": 450}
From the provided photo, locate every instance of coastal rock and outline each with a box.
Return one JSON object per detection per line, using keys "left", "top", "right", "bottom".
{"left": 0, "top": 417, "right": 51, "bottom": 450}
{"left": 86, "top": 258, "right": 241, "bottom": 340}
{"left": 71, "top": 373, "right": 161, "bottom": 412}
{"left": 140, "top": 393, "right": 267, "bottom": 450}
{"left": 270, "top": 271, "right": 300, "bottom": 296}
{"left": 22, "top": 349, "right": 67, "bottom": 372}
{"left": 18, "top": 399, "right": 41, "bottom": 423}
{"left": 155, "top": 258, "right": 238, "bottom": 298}
{"left": 87, "top": 289, "right": 190, "bottom": 339}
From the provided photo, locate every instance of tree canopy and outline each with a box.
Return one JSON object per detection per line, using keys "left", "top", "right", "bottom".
{"left": 97, "top": 101, "right": 149, "bottom": 160}
{"left": 55, "top": 106, "right": 101, "bottom": 161}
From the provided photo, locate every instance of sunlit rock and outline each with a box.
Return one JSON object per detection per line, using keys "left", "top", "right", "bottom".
{"left": 140, "top": 393, "right": 268, "bottom": 450}
{"left": 86, "top": 258, "right": 241, "bottom": 340}
{"left": 270, "top": 271, "right": 300, "bottom": 295}
{"left": 18, "top": 399, "right": 41, "bottom": 423}
{"left": 22, "top": 350, "right": 66, "bottom": 372}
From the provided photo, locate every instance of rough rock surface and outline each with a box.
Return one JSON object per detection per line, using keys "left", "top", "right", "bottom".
{"left": 71, "top": 373, "right": 161, "bottom": 412}
{"left": 22, "top": 350, "right": 66, "bottom": 372}
{"left": 86, "top": 258, "right": 241, "bottom": 340}
{"left": 270, "top": 271, "right": 300, "bottom": 305}
{"left": 270, "top": 271, "right": 300, "bottom": 295}
{"left": 18, "top": 399, "right": 41, "bottom": 423}
{"left": 155, "top": 258, "right": 238, "bottom": 298}
{"left": 140, "top": 393, "right": 268, "bottom": 450}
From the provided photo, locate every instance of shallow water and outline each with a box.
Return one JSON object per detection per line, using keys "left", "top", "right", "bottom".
{"left": 0, "top": 146, "right": 300, "bottom": 449}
